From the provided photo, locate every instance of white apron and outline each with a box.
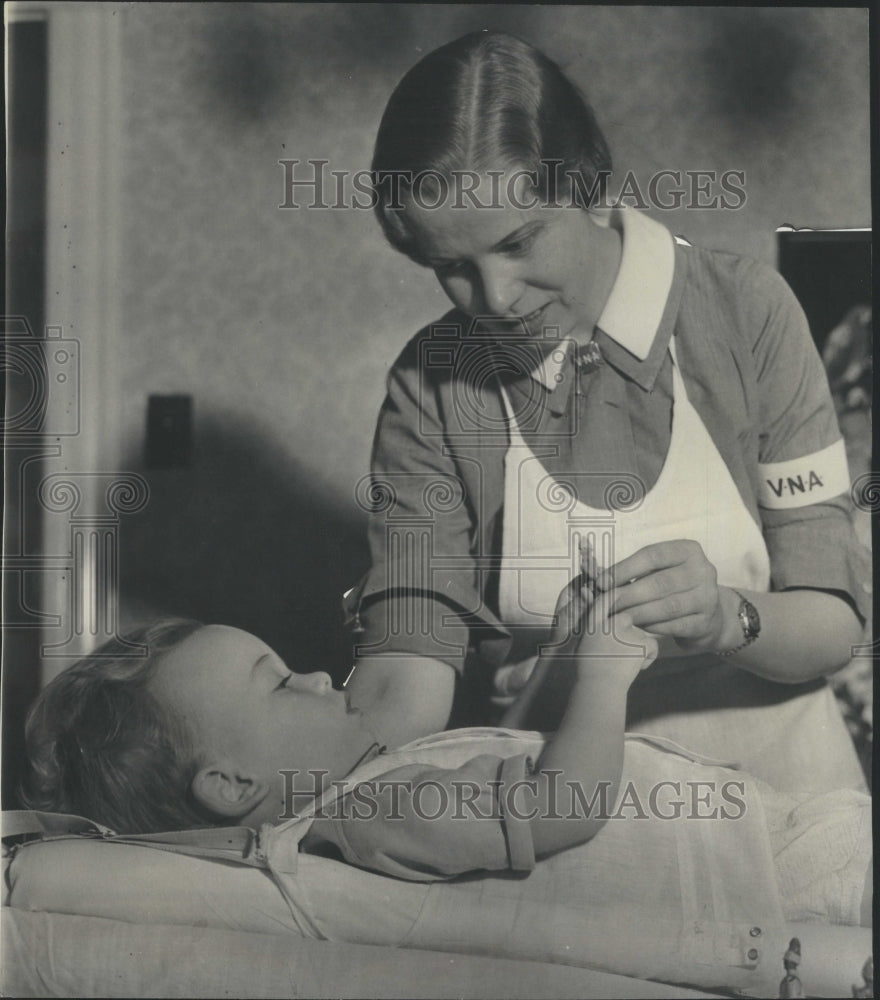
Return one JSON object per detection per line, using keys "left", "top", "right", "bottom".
{"left": 495, "top": 342, "right": 864, "bottom": 793}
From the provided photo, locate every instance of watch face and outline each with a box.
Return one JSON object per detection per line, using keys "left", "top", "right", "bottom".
{"left": 742, "top": 600, "right": 761, "bottom": 637}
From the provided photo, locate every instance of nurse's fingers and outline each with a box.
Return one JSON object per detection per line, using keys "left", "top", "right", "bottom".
{"left": 637, "top": 614, "right": 712, "bottom": 641}
{"left": 617, "top": 587, "right": 708, "bottom": 631}
{"left": 596, "top": 539, "right": 706, "bottom": 591}
{"left": 605, "top": 565, "right": 696, "bottom": 615}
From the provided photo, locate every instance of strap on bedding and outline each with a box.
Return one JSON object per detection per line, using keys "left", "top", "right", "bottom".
{"left": 3, "top": 810, "right": 114, "bottom": 839}
{"left": 2, "top": 809, "right": 269, "bottom": 868}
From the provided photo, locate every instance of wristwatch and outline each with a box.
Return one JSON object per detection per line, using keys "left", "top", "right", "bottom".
{"left": 718, "top": 590, "right": 761, "bottom": 657}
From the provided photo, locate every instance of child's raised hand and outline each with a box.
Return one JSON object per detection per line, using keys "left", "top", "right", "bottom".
{"left": 546, "top": 538, "right": 601, "bottom": 656}
{"left": 574, "top": 599, "right": 659, "bottom": 687}
{"left": 547, "top": 541, "right": 658, "bottom": 685}
{"left": 546, "top": 570, "right": 593, "bottom": 655}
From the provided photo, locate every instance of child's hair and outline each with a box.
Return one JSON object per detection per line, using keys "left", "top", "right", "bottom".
{"left": 371, "top": 31, "right": 612, "bottom": 263}
{"left": 22, "top": 618, "right": 213, "bottom": 835}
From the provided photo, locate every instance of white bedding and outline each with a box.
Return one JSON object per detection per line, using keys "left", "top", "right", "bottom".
{"left": 2, "top": 908, "right": 716, "bottom": 999}
{"left": 4, "top": 731, "right": 870, "bottom": 997}
{"left": 6, "top": 831, "right": 872, "bottom": 998}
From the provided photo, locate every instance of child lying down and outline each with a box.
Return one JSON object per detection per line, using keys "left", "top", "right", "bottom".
{"left": 21, "top": 558, "right": 871, "bottom": 994}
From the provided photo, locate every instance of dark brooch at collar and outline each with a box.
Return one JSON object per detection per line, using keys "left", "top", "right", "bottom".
{"left": 574, "top": 338, "right": 604, "bottom": 375}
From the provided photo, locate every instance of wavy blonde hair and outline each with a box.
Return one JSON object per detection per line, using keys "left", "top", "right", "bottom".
{"left": 22, "top": 618, "right": 214, "bottom": 834}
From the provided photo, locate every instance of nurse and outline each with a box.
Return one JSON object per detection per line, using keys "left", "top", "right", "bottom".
{"left": 345, "top": 32, "right": 868, "bottom": 792}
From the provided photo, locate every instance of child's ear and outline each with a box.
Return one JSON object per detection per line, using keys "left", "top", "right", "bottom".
{"left": 191, "top": 761, "right": 269, "bottom": 819}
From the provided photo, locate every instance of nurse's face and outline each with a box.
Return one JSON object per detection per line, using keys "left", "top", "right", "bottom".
{"left": 403, "top": 170, "right": 621, "bottom": 339}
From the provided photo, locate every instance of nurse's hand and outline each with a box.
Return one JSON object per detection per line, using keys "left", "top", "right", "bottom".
{"left": 597, "top": 540, "right": 733, "bottom": 654}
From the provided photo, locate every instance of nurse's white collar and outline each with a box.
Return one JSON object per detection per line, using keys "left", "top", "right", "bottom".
{"left": 528, "top": 206, "right": 678, "bottom": 391}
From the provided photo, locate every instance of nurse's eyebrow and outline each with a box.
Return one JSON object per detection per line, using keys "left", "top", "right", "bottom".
{"left": 490, "top": 220, "right": 544, "bottom": 252}
{"left": 424, "top": 221, "right": 544, "bottom": 269}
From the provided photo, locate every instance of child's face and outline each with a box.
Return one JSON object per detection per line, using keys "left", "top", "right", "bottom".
{"left": 151, "top": 626, "right": 369, "bottom": 801}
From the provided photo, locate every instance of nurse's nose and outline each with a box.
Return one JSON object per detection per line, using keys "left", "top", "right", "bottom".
{"left": 478, "top": 260, "right": 522, "bottom": 316}
{"left": 289, "top": 671, "right": 333, "bottom": 695}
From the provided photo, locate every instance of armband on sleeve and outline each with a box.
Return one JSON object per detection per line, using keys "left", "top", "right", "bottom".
{"left": 758, "top": 439, "right": 850, "bottom": 510}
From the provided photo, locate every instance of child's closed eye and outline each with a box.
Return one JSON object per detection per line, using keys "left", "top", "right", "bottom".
{"left": 274, "top": 673, "right": 292, "bottom": 691}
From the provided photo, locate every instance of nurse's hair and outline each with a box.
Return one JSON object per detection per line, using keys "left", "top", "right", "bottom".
{"left": 372, "top": 31, "right": 612, "bottom": 263}
{"left": 22, "top": 618, "right": 212, "bottom": 835}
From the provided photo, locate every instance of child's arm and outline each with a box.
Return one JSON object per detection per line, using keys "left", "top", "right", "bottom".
{"left": 521, "top": 572, "right": 658, "bottom": 858}
{"left": 501, "top": 542, "right": 604, "bottom": 730}
{"left": 311, "top": 564, "right": 656, "bottom": 879}
{"left": 345, "top": 654, "right": 456, "bottom": 748}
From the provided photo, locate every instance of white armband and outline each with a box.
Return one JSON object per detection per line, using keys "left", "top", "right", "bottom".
{"left": 758, "top": 439, "right": 850, "bottom": 509}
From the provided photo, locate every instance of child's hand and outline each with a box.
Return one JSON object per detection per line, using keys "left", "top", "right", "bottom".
{"left": 546, "top": 571, "right": 593, "bottom": 656}
{"left": 574, "top": 599, "right": 659, "bottom": 687}
{"left": 548, "top": 539, "right": 658, "bottom": 684}
{"left": 546, "top": 566, "right": 658, "bottom": 686}
{"left": 528, "top": 549, "right": 659, "bottom": 859}
{"left": 545, "top": 538, "right": 600, "bottom": 654}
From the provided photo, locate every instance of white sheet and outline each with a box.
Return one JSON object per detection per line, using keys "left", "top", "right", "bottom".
{"left": 2, "top": 908, "right": 715, "bottom": 999}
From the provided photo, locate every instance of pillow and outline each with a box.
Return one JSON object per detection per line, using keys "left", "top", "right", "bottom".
{"left": 7, "top": 838, "right": 297, "bottom": 935}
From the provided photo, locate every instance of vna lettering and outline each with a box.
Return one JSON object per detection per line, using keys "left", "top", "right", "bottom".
{"left": 766, "top": 471, "right": 824, "bottom": 498}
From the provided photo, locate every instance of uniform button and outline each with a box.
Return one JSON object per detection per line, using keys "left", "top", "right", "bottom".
{"left": 747, "top": 948, "right": 759, "bottom": 961}
{"left": 749, "top": 927, "right": 762, "bottom": 937}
